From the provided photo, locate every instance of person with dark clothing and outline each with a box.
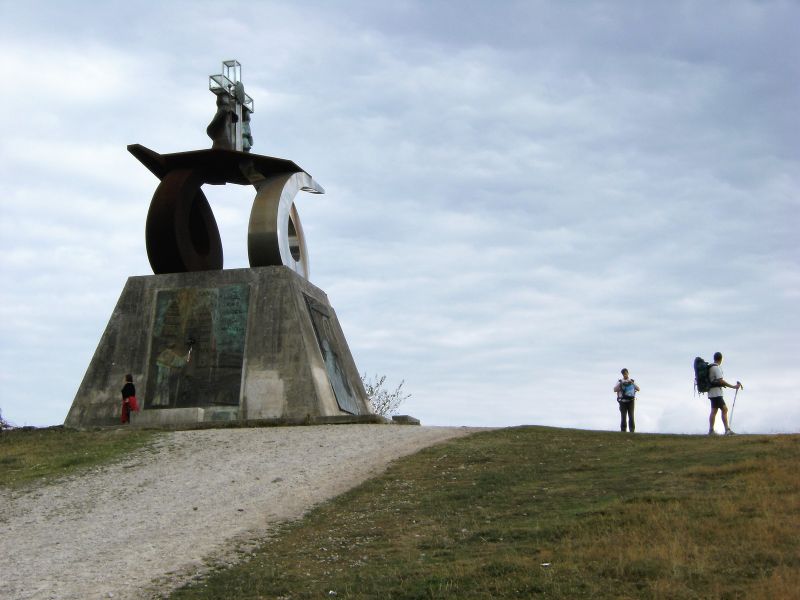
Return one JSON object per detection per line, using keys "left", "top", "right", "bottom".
{"left": 614, "top": 368, "right": 640, "bottom": 432}
{"left": 120, "top": 374, "right": 138, "bottom": 424}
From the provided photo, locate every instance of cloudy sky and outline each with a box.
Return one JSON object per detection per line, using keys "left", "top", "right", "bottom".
{"left": 1, "top": 0, "right": 797, "bottom": 433}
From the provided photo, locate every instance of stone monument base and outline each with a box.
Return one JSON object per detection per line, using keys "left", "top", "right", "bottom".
{"left": 65, "top": 267, "right": 373, "bottom": 429}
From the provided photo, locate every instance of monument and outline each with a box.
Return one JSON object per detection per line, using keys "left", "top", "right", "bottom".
{"left": 65, "top": 60, "right": 376, "bottom": 428}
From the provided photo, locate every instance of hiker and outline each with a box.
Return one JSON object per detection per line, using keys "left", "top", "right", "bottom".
{"left": 120, "top": 374, "right": 139, "bottom": 424}
{"left": 708, "top": 352, "right": 742, "bottom": 435}
{"left": 614, "top": 368, "right": 640, "bottom": 432}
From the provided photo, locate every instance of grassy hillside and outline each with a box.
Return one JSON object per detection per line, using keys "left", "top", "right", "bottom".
{"left": 0, "top": 426, "right": 156, "bottom": 487}
{"left": 168, "top": 426, "right": 799, "bottom": 600}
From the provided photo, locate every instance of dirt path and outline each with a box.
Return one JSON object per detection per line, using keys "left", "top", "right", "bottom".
{"left": 0, "top": 425, "right": 480, "bottom": 600}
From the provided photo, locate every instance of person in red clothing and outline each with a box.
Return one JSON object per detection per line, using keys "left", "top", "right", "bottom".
{"left": 120, "top": 374, "right": 138, "bottom": 424}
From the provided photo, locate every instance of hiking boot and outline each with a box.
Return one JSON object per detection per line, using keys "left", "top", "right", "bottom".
{"left": 708, "top": 430, "right": 718, "bottom": 436}
{"left": 725, "top": 429, "right": 736, "bottom": 435}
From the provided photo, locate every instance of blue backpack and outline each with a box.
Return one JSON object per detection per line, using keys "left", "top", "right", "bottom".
{"left": 619, "top": 380, "right": 636, "bottom": 400}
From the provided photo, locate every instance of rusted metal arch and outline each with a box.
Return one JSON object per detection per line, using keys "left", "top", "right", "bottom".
{"left": 129, "top": 145, "right": 323, "bottom": 277}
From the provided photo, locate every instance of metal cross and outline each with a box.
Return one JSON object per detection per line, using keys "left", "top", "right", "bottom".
{"left": 209, "top": 60, "right": 254, "bottom": 152}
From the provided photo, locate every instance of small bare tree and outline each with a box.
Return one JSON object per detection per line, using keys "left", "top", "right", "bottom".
{"left": 361, "top": 373, "right": 411, "bottom": 417}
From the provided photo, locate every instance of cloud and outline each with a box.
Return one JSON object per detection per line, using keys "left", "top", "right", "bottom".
{"left": 0, "top": 1, "right": 797, "bottom": 432}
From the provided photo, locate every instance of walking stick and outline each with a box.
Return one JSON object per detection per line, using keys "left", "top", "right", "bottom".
{"left": 729, "top": 382, "right": 742, "bottom": 428}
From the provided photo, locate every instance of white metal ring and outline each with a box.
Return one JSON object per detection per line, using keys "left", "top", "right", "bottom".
{"left": 247, "top": 171, "right": 323, "bottom": 279}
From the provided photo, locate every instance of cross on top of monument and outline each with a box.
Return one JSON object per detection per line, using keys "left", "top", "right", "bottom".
{"left": 208, "top": 60, "right": 254, "bottom": 152}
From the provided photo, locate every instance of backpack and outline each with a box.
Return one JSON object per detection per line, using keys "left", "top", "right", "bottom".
{"left": 694, "top": 357, "right": 712, "bottom": 394}
{"left": 619, "top": 379, "right": 636, "bottom": 400}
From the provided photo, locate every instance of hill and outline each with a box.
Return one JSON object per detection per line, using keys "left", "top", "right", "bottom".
{"left": 169, "top": 426, "right": 799, "bottom": 600}
{"left": 2, "top": 425, "right": 798, "bottom": 599}
{"left": 0, "top": 425, "right": 475, "bottom": 599}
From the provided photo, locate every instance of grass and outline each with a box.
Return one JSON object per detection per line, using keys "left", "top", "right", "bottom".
{"left": 1, "top": 425, "right": 796, "bottom": 598}
{"left": 167, "top": 426, "right": 800, "bottom": 600}
{"left": 0, "top": 426, "right": 157, "bottom": 487}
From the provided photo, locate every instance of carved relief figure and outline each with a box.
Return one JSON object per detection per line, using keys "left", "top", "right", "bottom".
{"left": 152, "top": 343, "right": 192, "bottom": 407}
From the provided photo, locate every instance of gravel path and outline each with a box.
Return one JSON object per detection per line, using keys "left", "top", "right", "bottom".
{"left": 0, "top": 425, "right": 480, "bottom": 600}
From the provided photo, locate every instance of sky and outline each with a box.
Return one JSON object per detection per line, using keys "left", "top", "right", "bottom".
{"left": 0, "top": 0, "right": 797, "bottom": 433}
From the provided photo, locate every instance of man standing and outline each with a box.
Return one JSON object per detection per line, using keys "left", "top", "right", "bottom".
{"left": 614, "top": 368, "right": 640, "bottom": 432}
{"left": 708, "top": 351, "right": 742, "bottom": 435}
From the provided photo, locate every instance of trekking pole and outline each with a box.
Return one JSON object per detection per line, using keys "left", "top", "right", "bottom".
{"left": 729, "top": 383, "right": 741, "bottom": 428}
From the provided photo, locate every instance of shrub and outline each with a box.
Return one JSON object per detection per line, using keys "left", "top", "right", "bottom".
{"left": 0, "top": 408, "right": 12, "bottom": 432}
{"left": 361, "top": 373, "right": 411, "bottom": 416}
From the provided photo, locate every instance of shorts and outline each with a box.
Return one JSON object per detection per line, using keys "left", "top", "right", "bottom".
{"left": 709, "top": 396, "right": 726, "bottom": 410}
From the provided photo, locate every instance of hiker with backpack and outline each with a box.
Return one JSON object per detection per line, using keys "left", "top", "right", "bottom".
{"left": 706, "top": 352, "right": 742, "bottom": 435}
{"left": 614, "top": 368, "right": 640, "bottom": 432}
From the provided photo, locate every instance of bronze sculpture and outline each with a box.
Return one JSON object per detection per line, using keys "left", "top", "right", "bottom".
{"left": 66, "top": 59, "right": 374, "bottom": 429}
{"left": 206, "top": 93, "right": 238, "bottom": 150}
{"left": 130, "top": 60, "right": 322, "bottom": 278}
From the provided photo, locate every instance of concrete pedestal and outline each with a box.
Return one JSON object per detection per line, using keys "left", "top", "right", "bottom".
{"left": 65, "top": 267, "right": 372, "bottom": 429}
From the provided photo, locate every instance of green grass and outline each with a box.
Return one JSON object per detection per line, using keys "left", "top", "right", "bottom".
{"left": 169, "top": 427, "right": 800, "bottom": 600}
{"left": 0, "top": 426, "right": 157, "bottom": 487}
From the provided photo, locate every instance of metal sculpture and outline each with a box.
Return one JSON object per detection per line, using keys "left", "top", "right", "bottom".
{"left": 130, "top": 60, "right": 322, "bottom": 278}
{"left": 207, "top": 60, "right": 254, "bottom": 152}
{"left": 66, "top": 60, "right": 375, "bottom": 430}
